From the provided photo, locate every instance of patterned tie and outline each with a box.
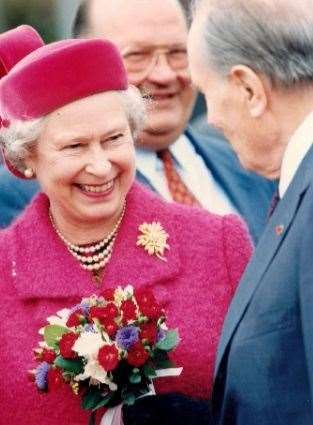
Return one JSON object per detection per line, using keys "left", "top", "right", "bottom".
{"left": 268, "top": 190, "right": 280, "bottom": 218}
{"left": 157, "top": 149, "right": 201, "bottom": 206}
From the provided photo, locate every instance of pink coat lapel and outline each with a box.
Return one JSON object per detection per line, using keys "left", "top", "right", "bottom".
{"left": 12, "top": 183, "right": 181, "bottom": 300}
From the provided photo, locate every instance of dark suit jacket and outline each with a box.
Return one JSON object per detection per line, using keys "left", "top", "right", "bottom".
{"left": 137, "top": 127, "right": 276, "bottom": 243}
{"left": 0, "top": 126, "right": 276, "bottom": 243}
{"left": 212, "top": 145, "right": 313, "bottom": 424}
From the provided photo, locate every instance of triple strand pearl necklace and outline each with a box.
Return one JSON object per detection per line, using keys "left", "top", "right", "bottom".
{"left": 50, "top": 201, "right": 126, "bottom": 272}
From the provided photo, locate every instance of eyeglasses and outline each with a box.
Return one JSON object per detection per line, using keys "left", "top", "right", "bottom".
{"left": 121, "top": 47, "right": 189, "bottom": 77}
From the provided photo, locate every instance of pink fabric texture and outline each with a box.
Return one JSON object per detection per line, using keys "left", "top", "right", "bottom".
{"left": 0, "top": 25, "right": 44, "bottom": 178}
{"left": 0, "top": 38, "right": 127, "bottom": 122}
{"left": 0, "top": 25, "right": 43, "bottom": 78}
{"left": 0, "top": 183, "right": 252, "bottom": 424}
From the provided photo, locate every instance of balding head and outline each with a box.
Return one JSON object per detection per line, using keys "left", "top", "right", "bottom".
{"left": 72, "top": 0, "right": 196, "bottom": 151}
{"left": 73, "top": 0, "right": 189, "bottom": 38}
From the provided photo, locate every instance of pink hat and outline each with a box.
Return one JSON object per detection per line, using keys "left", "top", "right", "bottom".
{"left": 0, "top": 25, "right": 128, "bottom": 178}
{"left": 0, "top": 25, "right": 44, "bottom": 79}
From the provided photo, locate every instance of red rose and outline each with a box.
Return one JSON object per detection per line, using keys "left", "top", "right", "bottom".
{"left": 89, "top": 304, "right": 118, "bottom": 325}
{"left": 104, "top": 320, "right": 118, "bottom": 338}
{"left": 41, "top": 349, "right": 57, "bottom": 364}
{"left": 101, "top": 288, "right": 115, "bottom": 301}
{"left": 136, "top": 290, "right": 162, "bottom": 319}
{"left": 48, "top": 368, "right": 64, "bottom": 391}
{"left": 66, "top": 309, "right": 83, "bottom": 327}
{"left": 121, "top": 299, "right": 137, "bottom": 323}
{"left": 98, "top": 345, "right": 119, "bottom": 371}
{"left": 127, "top": 342, "right": 149, "bottom": 367}
{"left": 59, "top": 332, "right": 78, "bottom": 359}
{"left": 140, "top": 322, "right": 158, "bottom": 345}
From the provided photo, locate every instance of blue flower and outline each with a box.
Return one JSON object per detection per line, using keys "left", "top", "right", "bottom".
{"left": 157, "top": 329, "right": 166, "bottom": 342}
{"left": 35, "top": 362, "right": 50, "bottom": 390}
{"left": 83, "top": 324, "right": 96, "bottom": 333}
{"left": 116, "top": 326, "right": 139, "bottom": 350}
{"left": 70, "top": 302, "right": 90, "bottom": 316}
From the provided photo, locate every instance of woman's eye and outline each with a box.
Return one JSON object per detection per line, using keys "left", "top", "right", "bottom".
{"left": 108, "top": 134, "right": 123, "bottom": 142}
{"left": 65, "top": 143, "right": 82, "bottom": 149}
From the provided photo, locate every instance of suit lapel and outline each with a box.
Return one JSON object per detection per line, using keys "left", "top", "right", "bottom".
{"left": 214, "top": 146, "right": 313, "bottom": 376}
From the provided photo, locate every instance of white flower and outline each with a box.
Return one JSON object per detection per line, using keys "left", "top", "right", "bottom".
{"left": 75, "top": 357, "right": 118, "bottom": 390}
{"left": 124, "top": 285, "right": 134, "bottom": 297}
{"left": 73, "top": 331, "right": 105, "bottom": 358}
{"left": 81, "top": 295, "right": 98, "bottom": 307}
{"left": 46, "top": 308, "right": 71, "bottom": 326}
{"left": 75, "top": 358, "right": 109, "bottom": 384}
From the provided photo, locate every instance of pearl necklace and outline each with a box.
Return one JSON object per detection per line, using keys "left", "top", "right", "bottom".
{"left": 50, "top": 201, "right": 126, "bottom": 272}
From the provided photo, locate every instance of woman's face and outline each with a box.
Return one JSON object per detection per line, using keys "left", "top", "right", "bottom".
{"left": 29, "top": 91, "right": 136, "bottom": 228}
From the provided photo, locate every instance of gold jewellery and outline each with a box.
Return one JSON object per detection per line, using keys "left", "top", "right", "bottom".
{"left": 50, "top": 201, "right": 126, "bottom": 273}
{"left": 137, "top": 221, "right": 169, "bottom": 261}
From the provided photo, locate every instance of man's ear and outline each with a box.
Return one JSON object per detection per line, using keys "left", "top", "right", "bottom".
{"left": 229, "top": 65, "right": 268, "bottom": 118}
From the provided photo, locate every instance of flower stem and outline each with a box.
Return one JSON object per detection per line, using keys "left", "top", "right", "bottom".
{"left": 88, "top": 411, "right": 96, "bottom": 425}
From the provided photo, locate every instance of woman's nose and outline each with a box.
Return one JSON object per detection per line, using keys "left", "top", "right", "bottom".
{"left": 84, "top": 150, "right": 112, "bottom": 176}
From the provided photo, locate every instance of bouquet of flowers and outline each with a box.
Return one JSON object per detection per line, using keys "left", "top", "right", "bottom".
{"left": 32, "top": 285, "right": 180, "bottom": 424}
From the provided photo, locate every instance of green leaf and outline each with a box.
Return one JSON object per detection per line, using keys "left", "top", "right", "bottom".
{"left": 122, "top": 392, "right": 136, "bottom": 406}
{"left": 82, "top": 388, "right": 103, "bottom": 410}
{"left": 92, "top": 392, "right": 115, "bottom": 411}
{"left": 44, "top": 325, "right": 69, "bottom": 349}
{"left": 153, "top": 358, "right": 174, "bottom": 369}
{"left": 143, "top": 365, "right": 157, "bottom": 379}
{"left": 155, "top": 330, "right": 179, "bottom": 352}
{"left": 54, "top": 356, "right": 84, "bottom": 374}
{"left": 129, "top": 372, "right": 141, "bottom": 384}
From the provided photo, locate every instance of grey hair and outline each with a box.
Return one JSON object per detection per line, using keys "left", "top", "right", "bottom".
{"left": 0, "top": 86, "right": 146, "bottom": 174}
{"left": 192, "top": 0, "right": 313, "bottom": 88}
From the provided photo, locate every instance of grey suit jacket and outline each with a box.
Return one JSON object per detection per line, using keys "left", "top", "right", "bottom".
{"left": 212, "top": 144, "right": 313, "bottom": 424}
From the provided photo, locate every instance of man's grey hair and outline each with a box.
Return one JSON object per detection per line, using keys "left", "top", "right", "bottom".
{"left": 0, "top": 87, "right": 146, "bottom": 174}
{"left": 192, "top": 0, "right": 313, "bottom": 88}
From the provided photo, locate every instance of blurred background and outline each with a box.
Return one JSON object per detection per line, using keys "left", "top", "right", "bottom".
{"left": 0, "top": 0, "right": 205, "bottom": 122}
{"left": 0, "top": 0, "right": 80, "bottom": 42}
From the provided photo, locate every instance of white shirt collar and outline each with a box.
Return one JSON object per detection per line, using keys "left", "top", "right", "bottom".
{"left": 279, "top": 110, "right": 313, "bottom": 198}
{"left": 135, "top": 135, "right": 187, "bottom": 175}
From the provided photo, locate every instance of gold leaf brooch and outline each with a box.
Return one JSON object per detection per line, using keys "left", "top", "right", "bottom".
{"left": 136, "top": 222, "right": 170, "bottom": 261}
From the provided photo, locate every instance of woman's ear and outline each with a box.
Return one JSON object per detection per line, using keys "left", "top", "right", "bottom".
{"left": 23, "top": 149, "right": 37, "bottom": 178}
{"left": 229, "top": 65, "right": 268, "bottom": 118}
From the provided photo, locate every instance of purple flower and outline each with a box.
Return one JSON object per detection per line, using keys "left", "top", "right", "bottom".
{"left": 83, "top": 324, "right": 96, "bottom": 333}
{"left": 116, "top": 326, "right": 139, "bottom": 350}
{"left": 157, "top": 329, "right": 166, "bottom": 342}
{"left": 35, "top": 362, "right": 50, "bottom": 390}
{"left": 70, "top": 302, "right": 90, "bottom": 316}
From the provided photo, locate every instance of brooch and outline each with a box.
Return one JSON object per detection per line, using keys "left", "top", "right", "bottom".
{"left": 137, "top": 222, "right": 169, "bottom": 261}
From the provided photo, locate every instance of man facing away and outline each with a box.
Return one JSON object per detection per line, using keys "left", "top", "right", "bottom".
{"left": 0, "top": 0, "right": 275, "bottom": 243}
{"left": 188, "top": 0, "right": 313, "bottom": 423}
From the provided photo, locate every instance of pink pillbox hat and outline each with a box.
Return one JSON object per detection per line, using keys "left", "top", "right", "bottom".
{"left": 0, "top": 25, "right": 128, "bottom": 177}
{"left": 0, "top": 25, "right": 44, "bottom": 79}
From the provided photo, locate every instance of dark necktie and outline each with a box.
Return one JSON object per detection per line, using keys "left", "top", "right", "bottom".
{"left": 157, "top": 149, "right": 201, "bottom": 207}
{"left": 268, "top": 190, "right": 280, "bottom": 218}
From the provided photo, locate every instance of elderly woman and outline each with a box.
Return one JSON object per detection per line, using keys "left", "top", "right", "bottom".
{"left": 0, "top": 26, "right": 252, "bottom": 424}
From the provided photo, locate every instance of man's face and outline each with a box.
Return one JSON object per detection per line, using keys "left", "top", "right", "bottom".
{"left": 188, "top": 17, "right": 282, "bottom": 179}
{"left": 88, "top": 0, "right": 197, "bottom": 150}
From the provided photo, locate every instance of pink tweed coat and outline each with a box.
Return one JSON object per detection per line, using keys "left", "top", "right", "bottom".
{"left": 0, "top": 183, "right": 252, "bottom": 424}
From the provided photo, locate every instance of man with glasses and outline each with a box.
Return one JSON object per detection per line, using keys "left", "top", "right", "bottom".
{"left": 71, "top": 0, "right": 276, "bottom": 243}
{"left": 0, "top": 0, "right": 275, "bottom": 242}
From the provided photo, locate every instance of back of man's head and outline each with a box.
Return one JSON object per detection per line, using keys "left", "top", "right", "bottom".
{"left": 72, "top": 0, "right": 196, "bottom": 151}
{"left": 191, "top": 0, "right": 313, "bottom": 89}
